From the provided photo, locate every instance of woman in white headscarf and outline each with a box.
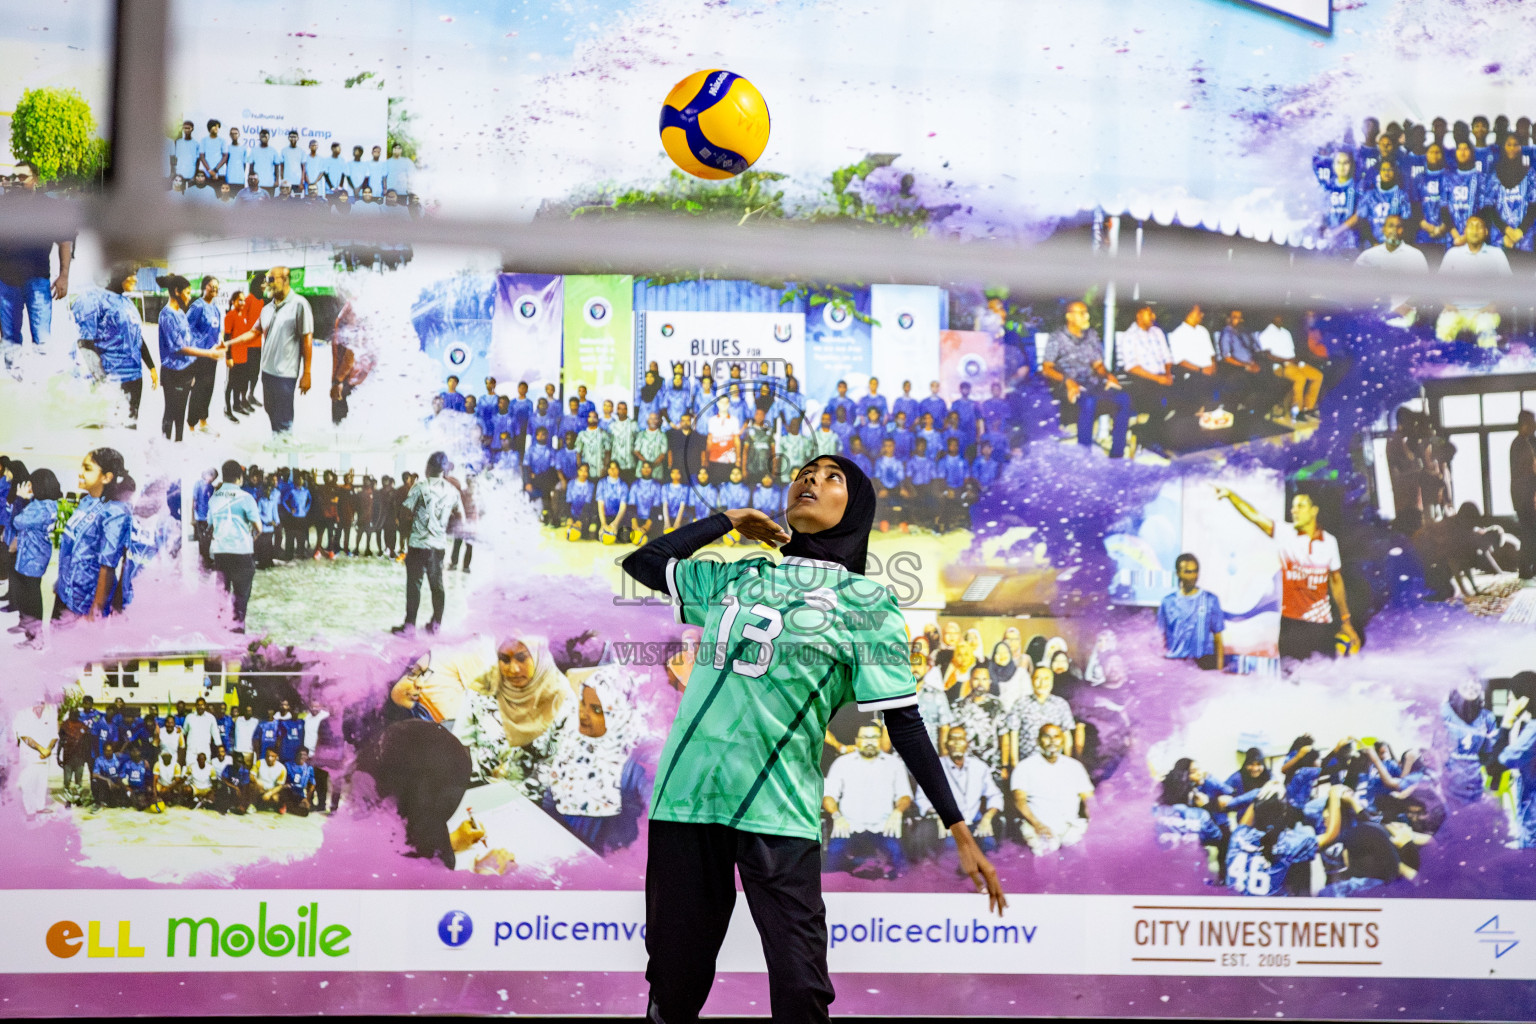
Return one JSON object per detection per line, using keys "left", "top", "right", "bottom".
{"left": 545, "top": 664, "right": 647, "bottom": 854}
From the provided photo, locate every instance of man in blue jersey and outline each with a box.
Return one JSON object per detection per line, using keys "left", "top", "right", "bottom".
{"left": 91, "top": 741, "right": 127, "bottom": 806}
{"left": 249, "top": 130, "right": 279, "bottom": 193}
{"left": 197, "top": 119, "right": 229, "bottom": 183}
{"left": 282, "top": 747, "right": 318, "bottom": 815}
{"left": 1157, "top": 554, "right": 1225, "bottom": 671}
{"left": 215, "top": 752, "right": 254, "bottom": 814}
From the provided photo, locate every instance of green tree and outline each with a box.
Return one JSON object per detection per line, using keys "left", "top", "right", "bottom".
{"left": 9, "top": 86, "right": 106, "bottom": 184}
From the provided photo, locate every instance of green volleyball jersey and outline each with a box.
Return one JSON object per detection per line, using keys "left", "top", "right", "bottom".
{"left": 653, "top": 553, "right": 916, "bottom": 840}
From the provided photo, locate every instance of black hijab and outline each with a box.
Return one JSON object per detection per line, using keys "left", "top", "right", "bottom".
{"left": 640, "top": 370, "right": 661, "bottom": 403}
{"left": 780, "top": 454, "right": 876, "bottom": 575}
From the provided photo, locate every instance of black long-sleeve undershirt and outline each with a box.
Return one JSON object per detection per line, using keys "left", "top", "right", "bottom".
{"left": 620, "top": 514, "right": 966, "bottom": 831}
{"left": 884, "top": 704, "right": 964, "bottom": 829}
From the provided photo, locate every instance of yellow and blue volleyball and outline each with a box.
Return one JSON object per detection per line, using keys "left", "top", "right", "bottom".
{"left": 1335, "top": 631, "right": 1360, "bottom": 656}
{"left": 659, "top": 69, "right": 770, "bottom": 180}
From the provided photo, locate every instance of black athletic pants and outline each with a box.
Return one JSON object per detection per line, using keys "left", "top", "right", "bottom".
{"left": 403, "top": 546, "right": 446, "bottom": 627}
{"left": 1278, "top": 617, "right": 1336, "bottom": 662}
{"left": 214, "top": 552, "right": 255, "bottom": 624}
{"left": 645, "top": 819, "right": 832, "bottom": 1024}
{"left": 1515, "top": 496, "right": 1536, "bottom": 579}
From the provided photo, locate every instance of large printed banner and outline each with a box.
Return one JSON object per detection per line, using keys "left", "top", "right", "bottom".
{"left": 11, "top": 889, "right": 1534, "bottom": 980}
{"left": 801, "top": 287, "right": 873, "bottom": 404}
{"left": 490, "top": 273, "right": 563, "bottom": 393}
{"left": 13, "top": 0, "right": 1536, "bottom": 1020}
{"left": 171, "top": 83, "right": 387, "bottom": 157}
{"left": 561, "top": 275, "right": 634, "bottom": 407}
{"left": 870, "top": 284, "right": 944, "bottom": 396}
{"left": 639, "top": 309, "right": 806, "bottom": 384}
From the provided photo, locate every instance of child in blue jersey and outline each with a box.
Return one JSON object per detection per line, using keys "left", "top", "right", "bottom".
{"left": 625, "top": 461, "right": 662, "bottom": 542}
{"left": 155, "top": 274, "right": 223, "bottom": 442}
{"left": 951, "top": 382, "right": 981, "bottom": 456}
{"left": 1358, "top": 160, "right": 1417, "bottom": 247}
{"left": 830, "top": 406, "right": 855, "bottom": 452}
{"left": 825, "top": 379, "right": 855, "bottom": 424}
{"left": 1447, "top": 141, "right": 1488, "bottom": 243}
{"left": 872, "top": 437, "right": 907, "bottom": 529}
{"left": 1414, "top": 142, "right": 1454, "bottom": 246}
{"left": 662, "top": 369, "right": 695, "bottom": 425}
{"left": 594, "top": 460, "right": 630, "bottom": 541}
{"left": 904, "top": 436, "right": 939, "bottom": 531}
{"left": 1441, "top": 683, "right": 1499, "bottom": 804}
{"left": 845, "top": 436, "right": 874, "bottom": 477}
{"left": 1483, "top": 133, "right": 1536, "bottom": 252}
{"left": 970, "top": 439, "right": 1001, "bottom": 487}
{"left": 6, "top": 469, "right": 59, "bottom": 640}
{"left": 1319, "top": 150, "right": 1362, "bottom": 249}
{"left": 1226, "top": 793, "right": 1322, "bottom": 897}
{"left": 852, "top": 406, "right": 883, "bottom": 459}
{"left": 717, "top": 465, "right": 750, "bottom": 512}
{"left": 565, "top": 463, "right": 596, "bottom": 539}
{"left": 886, "top": 411, "right": 915, "bottom": 459}
{"left": 750, "top": 473, "right": 782, "bottom": 516}
{"left": 1222, "top": 748, "right": 1271, "bottom": 813}
{"left": 523, "top": 426, "right": 559, "bottom": 525}
{"left": 54, "top": 448, "right": 132, "bottom": 623}
{"left": 661, "top": 467, "right": 692, "bottom": 532}
{"left": 1154, "top": 759, "right": 1225, "bottom": 879}
{"left": 688, "top": 466, "right": 718, "bottom": 526}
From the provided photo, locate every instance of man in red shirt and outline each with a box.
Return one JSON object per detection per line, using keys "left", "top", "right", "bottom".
{"left": 1214, "top": 484, "right": 1360, "bottom": 663}
{"left": 222, "top": 273, "right": 266, "bottom": 420}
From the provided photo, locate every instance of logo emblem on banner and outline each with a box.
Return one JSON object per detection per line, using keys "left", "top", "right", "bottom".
{"left": 584, "top": 298, "right": 611, "bottom": 327}
{"left": 516, "top": 297, "right": 541, "bottom": 320}
{"left": 444, "top": 343, "right": 471, "bottom": 368}
{"left": 897, "top": 312, "right": 915, "bottom": 330}
{"left": 773, "top": 322, "right": 794, "bottom": 342}
{"left": 660, "top": 323, "right": 675, "bottom": 337}
{"left": 821, "top": 303, "right": 851, "bottom": 331}
{"left": 439, "top": 911, "right": 473, "bottom": 948}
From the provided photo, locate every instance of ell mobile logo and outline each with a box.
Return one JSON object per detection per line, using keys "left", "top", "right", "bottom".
{"left": 47, "top": 903, "right": 352, "bottom": 960}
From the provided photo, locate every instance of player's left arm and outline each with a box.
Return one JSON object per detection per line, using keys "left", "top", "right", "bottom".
{"left": 1328, "top": 569, "right": 1359, "bottom": 648}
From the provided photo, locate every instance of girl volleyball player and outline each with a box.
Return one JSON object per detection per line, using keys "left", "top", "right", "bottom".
{"left": 622, "top": 454, "right": 1005, "bottom": 1024}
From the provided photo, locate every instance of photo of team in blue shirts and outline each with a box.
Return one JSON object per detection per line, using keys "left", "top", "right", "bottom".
{"left": 60, "top": 692, "right": 330, "bottom": 817}
{"left": 1315, "top": 115, "right": 1530, "bottom": 347}
{"left": 1153, "top": 730, "right": 1441, "bottom": 898}
{"left": 428, "top": 363, "right": 1020, "bottom": 542}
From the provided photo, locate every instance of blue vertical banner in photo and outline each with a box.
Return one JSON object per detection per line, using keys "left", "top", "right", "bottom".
{"left": 801, "top": 285, "right": 872, "bottom": 404}
{"left": 492, "top": 273, "right": 565, "bottom": 394}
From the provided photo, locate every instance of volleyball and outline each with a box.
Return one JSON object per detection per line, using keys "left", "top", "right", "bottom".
{"left": 629, "top": 526, "right": 647, "bottom": 546}
{"left": 659, "top": 69, "right": 771, "bottom": 179}
{"left": 601, "top": 529, "right": 618, "bottom": 546}
{"left": 565, "top": 526, "right": 583, "bottom": 542}
{"left": 1335, "top": 631, "right": 1360, "bottom": 656}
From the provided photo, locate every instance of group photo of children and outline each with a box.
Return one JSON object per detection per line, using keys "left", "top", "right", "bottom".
{"left": 426, "top": 360, "right": 1020, "bottom": 544}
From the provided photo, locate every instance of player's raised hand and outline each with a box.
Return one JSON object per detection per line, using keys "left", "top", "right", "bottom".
{"left": 951, "top": 822, "right": 1007, "bottom": 917}
{"left": 724, "top": 507, "right": 790, "bottom": 547}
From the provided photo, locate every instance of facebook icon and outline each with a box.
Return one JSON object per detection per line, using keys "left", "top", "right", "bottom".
{"left": 438, "top": 911, "right": 473, "bottom": 948}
